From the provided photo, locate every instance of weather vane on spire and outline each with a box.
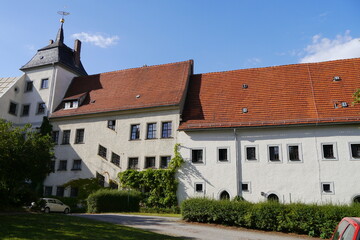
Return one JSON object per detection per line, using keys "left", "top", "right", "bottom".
{"left": 57, "top": 11, "right": 70, "bottom": 23}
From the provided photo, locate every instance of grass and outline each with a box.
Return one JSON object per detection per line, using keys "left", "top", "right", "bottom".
{"left": 0, "top": 213, "right": 184, "bottom": 240}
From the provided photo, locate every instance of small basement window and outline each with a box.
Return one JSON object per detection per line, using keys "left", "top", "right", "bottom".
{"left": 195, "top": 183, "right": 204, "bottom": 193}
{"left": 321, "top": 182, "right": 334, "bottom": 194}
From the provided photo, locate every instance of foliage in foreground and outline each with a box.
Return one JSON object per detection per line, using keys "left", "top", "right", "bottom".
{"left": 87, "top": 189, "right": 141, "bottom": 213}
{"left": 119, "top": 144, "right": 184, "bottom": 208}
{"left": 0, "top": 213, "right": 181, "bottom": 240}
{"left": 0, "top": 118, "right": 54, "bottom": 207}
{"left": 181, "top": 198, "right": 360, "bottom": 239}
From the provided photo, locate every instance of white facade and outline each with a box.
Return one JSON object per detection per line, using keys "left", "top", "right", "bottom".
{"left": 178, "top": 124, "right": 360, "bottom": 205}
{"left": 44, "top": 107, "right": 180, "bottom": 196}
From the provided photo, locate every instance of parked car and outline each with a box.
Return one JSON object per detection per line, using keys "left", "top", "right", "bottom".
{"left": 39, "top": 198, "right": 71, "bottom": 214}
{"left": 331, "top": 217, "right": 360, "bottom": 240}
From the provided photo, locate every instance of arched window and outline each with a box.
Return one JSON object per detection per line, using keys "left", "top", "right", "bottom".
{"left": 220, "top": 191, "right": 230, "bottom": 200}
{"left": 267, "top": 193, "right": 279, "bottom": 202}
{"left": 353, "top": 195, "right": 360, "bottom": 204}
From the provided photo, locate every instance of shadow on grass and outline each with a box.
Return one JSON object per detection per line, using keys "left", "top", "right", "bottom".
{"left": 0, "top": 213, "right": 191, "bottom": 240}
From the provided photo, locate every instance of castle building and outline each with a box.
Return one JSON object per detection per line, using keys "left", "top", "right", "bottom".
{"left": 2, "top": 20, "right": 360, "bottom": 204}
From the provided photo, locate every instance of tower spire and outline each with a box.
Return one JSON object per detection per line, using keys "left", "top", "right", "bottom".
{"left": 56, "top": 11, "right": 70, "bottom": 44}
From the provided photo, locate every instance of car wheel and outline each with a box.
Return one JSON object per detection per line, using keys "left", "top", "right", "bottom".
{"left": 44, "top": 207, "right": 50, "bottom": 213}
{"left": 64, "top": 208, "right": 70, "bottom": 214}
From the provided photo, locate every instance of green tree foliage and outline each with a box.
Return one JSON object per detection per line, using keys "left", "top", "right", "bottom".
{"left": 0, "top": 119, "right": 54, "bottom": 206}
{"left": 118, "top": 144, "right": 183, "bottom": 208}
{"left": 63, "top": 178, "right": 103, "bottom": 202}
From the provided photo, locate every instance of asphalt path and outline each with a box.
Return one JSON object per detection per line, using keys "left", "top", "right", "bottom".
{"left": 72, "top": 213, "right": 321, "bottom": 240}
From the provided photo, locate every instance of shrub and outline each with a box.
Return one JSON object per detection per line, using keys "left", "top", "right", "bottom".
{"left": 181, "top": 198, "right": 360, "bottom": 239}
{"left": 87, "top": 189, "right": 141, "bottom": 213}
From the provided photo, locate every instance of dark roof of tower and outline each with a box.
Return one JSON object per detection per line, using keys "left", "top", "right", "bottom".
{"left": 20, "top": 23, "right": 87, "bottom": 76}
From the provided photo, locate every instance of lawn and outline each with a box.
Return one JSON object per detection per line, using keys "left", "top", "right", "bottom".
{"left": 0, "top": 213, "right": 183, "bottom": 240}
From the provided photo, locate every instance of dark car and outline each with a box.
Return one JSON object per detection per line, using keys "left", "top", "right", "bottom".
{"left": 331, "top": 217, "right": 360, "bottom": 240}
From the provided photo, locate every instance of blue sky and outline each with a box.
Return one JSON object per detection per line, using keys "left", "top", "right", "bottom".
{"left": 1, "top": 0, "right": 359, "bottom": 77}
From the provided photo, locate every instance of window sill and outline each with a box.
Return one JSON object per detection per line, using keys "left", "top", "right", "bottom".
{"left": 161, "top": 137, "right": 173, "bottom": 139}
{"left": 61, "top": 143, "right": 70, "bottom": 145}
{"left": 146, "top": 138, "right": 158, "bottom": 140}
{"left": 74, "top": 142, "right": 85, "bottom": 144}
{"left": 71, "top": 169, "right": 82, "bottom": 171}
{"left": 129, "top": 139, "right": 141, "bottom": 141}
{"left": 57, "top": 169, "right": 67, "bottom": 171}
{"left": 192, "top": 161, "right": 204, "bottom": 164}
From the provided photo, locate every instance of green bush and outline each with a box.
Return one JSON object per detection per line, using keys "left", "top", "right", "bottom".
{"left": 181, "top": 198, "right": 360, "bottom": 239}
{"left": 56, "top": 197, "right": 86, "bottom": 213}
{"left": 87, "top": 189, "right": 141, "bottom": 213}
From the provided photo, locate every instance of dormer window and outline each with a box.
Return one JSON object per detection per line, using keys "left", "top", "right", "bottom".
{"left": 65, "top": 101, "right": 78, "bottom": 109}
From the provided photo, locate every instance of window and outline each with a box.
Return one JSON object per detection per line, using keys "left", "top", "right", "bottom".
{"left": 128, "top": 157, "right": 139, "bottom": 169}
{"left": 322, "top": 143, "right": 336, "bottom": 160}
{"left": 269, "top": 145, "right": 281, "bottom": 162}
{"left": 161, "top": 122, "right": 172, "bottom": 138}
{"left": 245, "top": 146, "right": 257, "bottom": 161}
{"left": 342, "top": 224, "right": 355, "bottom": 240}
{"left": 130, "top": 124, "right": 140, "bottom": 140}
{"left": 44, "top": 186, "right": 52, "bottom": 196}
{"left": 145, "top": 157, "right": 156, "bottom": 169}
{"left": 192, "top": 149, "right": 204, "bottom": 163}
{"left": 8, "top": 102, "right": 17, "bottom": 115}
{"left": 288, "top": 145, "right": 301, "bottom": 161}
{"left": 58, "top": 160, "right": 67, "bottom": 171}
{"left": 147, "top": 123, "right": 157, "bottom": 139}
{"left": 72, "top": 159, "right": 82, "bottom": 170}
{"left": 25, "top": 81, "right": 33, "bottom": 92}
{"left": 70, "top": 187, "right": 78, "bottom": 198}
{"left": 160, "top": 156, "right": 171, "bottom": 169}
{"left": 332, "top": 220, "right": 350, "bottom": 240}
{"left": 96, "top": 172, "right": 105, "bottom": 187}
{"left": 41, "top": 78, "right": 49, "bottom": 89}
{"left": 56, "top": 186, "right": 64, "bottom": 197}
{"left": 321, "top": 182, "right": 334, "bottom": 194}
{"left": 98, "top": 145, "right": 107, "bottom": 159}
{"left": 218, "top": 148, "right": 229, "bottom": 162}
{"left": 350, "top": 144, "right": 360, "bottom": 159}
{"left": 37, "top": 102, "right": 46, "bottom": 114}
{"left": 267, "top": 194, "right": 279, "bottom": 202}
{"left": 111, "top": 152, "right": 120, "bottom": 167}
{"left": 21, "top": 104, "right": 30, "bottom": 116}
{"left": 75, "top": 129, "right": 85, "bottom": 144}
{"left": 62, "top": 130, "right": 71, "bottom": 144}
{"left": 50, "top": 160, "right": 55, "bottom": 173}
{"left": 195, "top": 183, "right": 204, "bottom": 193}
{"left": 107, "top": 120, "right": 116, "bottom": 130}
{"left": 52, "top": 131, "right": 59, "bottom": 144}
{"left": 242, "top": 183, "right": 250, "bottom": 192}
{"left": 64, "top": 101, "right": 78, "bottom": 109}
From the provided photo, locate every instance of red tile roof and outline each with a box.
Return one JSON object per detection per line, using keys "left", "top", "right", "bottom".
{"left": 179, "top": 58, "right": 360, "bottom": 130}
{"left": 51, "top": 60, "right": 193, "bottom": 118}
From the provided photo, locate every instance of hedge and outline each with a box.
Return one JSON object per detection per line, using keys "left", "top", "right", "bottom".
{"left": 87, "top": 189, "right": 141, "bottom": 213}
{"left": 181, "top": 198, "right": 360, "bottom": 239}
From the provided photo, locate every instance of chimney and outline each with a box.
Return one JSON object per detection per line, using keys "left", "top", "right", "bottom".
{"left": 49, "top": 39, "right": 54, "bottom": 44}
{"left": 74, "top": 39, "right": 82, "bottom": 67}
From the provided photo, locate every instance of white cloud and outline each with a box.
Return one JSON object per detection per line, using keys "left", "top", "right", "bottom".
{"left": 300, "top": 30, "right": 360, "bottom": 63}
{"left": 244, "top": 57, "right": 261, "bottom": 67}
{"left": 71, "top": 32, "right": 119, "bottom": 48}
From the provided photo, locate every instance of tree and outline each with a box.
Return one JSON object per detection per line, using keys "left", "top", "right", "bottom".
{"left": 0, "top": 119, "right": 54, "bottom": 206}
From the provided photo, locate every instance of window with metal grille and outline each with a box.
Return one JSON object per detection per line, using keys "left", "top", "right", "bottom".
{"left": 130, "top": 124, "right": 140, "bottom": 140}
{"left": 128, "top": 157, "right": 139, "bottom": 169}
{"left": 72, "top": 159, "right": 82, "bottom": 170}
{"left": 161, "top": 122, "right": 172, "bottom": 138}
{"left": 111, "top": 152, "right": 120, "bottom": 167}
{"left": 107, "top": 120, "right": 116, "bottom": 130}
{"left": 147, "top": 123, "right": 157, "bottom": 139}
{"left": 145, "top": 157, "right": 156, "bottom": 168}
{"left": 160, "top": 156, "right": 171, "bottom": 168}
{"left": 75, "top": 129, "right": 84, "bottom": 144}
{"left": 62, "top": 130, "right": 71, "bottom": 144}
{"left": 98, "top": 145, "right": 107, "bottom": 159}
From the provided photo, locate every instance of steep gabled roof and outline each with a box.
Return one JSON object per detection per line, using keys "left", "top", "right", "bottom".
{"left": 0, "top": 76, "right": 22, "bottom": 97}
{"left": 179, "top": 58, "right": 360, "bottom": 130}
{"left": 20, "top": 23, "right": 87, "bottom": 76}
{"left": 50, "top": 60, "right": 193, "bottom": 118}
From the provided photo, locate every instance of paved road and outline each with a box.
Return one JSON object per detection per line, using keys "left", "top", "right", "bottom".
{"left": 73, "top": 213, "right": 321, "bottom": 240}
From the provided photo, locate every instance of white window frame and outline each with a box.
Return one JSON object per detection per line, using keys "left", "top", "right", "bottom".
{"left": 268, "top": 144, "right": 282, "bottom": 163}
{"left": 217, "top": 147, "right": 230, "bottom": 163}
{"left": 321, "top": 142, "right": 338, "bottom": 161}
{"left": 321, "top": 182, "right": 335, "bottom": 195}
{"left": 244, "top": 145, "right": 259, "bottom": 162}
{"left": 241, "top": 181, "right": 251, "bottom": 193}
{"left": 349, "top": 142, "right": 360, "bottom": 161}
{"left": 191, "top": 148, "right": 205, "bottom": 165}
{"left": 287, "top": 143, "right": 303, "bottom": 163}
{"left": 194, "top": 182, "right": 205, "bottom": 194}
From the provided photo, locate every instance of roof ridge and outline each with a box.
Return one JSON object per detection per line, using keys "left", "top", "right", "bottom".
{"left": 82, "top": 59, "right": 194, "bottom": 77}
{"left": 197, "top": 57, "right": 360, "bottom": 76}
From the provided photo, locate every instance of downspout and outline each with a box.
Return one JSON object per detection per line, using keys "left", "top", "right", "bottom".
{"left": 234, "top": 128, "right": 240, "bottom": 196}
